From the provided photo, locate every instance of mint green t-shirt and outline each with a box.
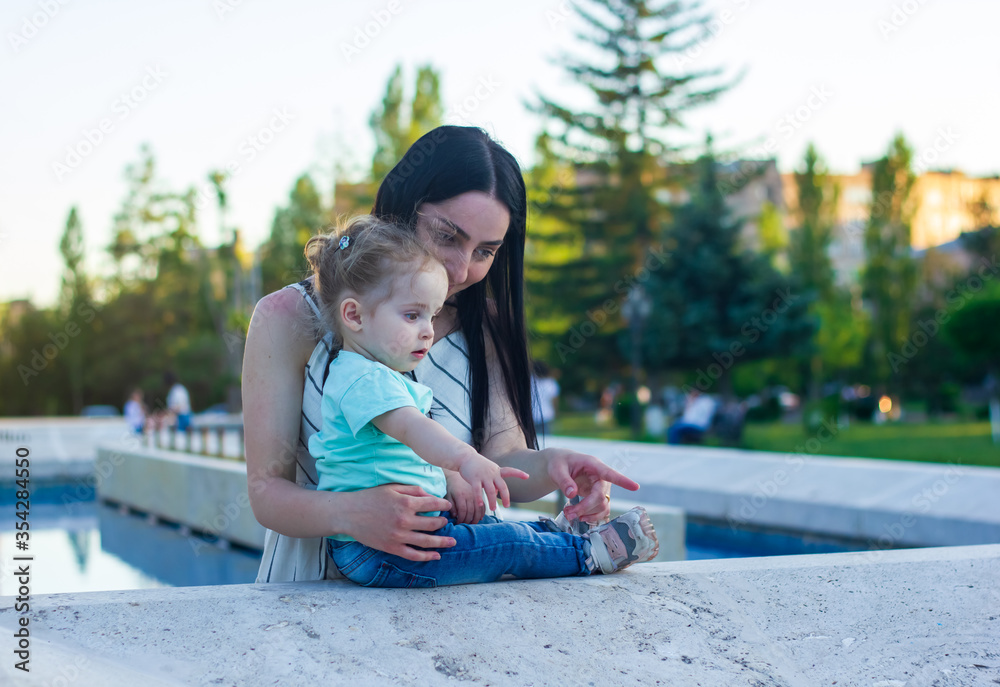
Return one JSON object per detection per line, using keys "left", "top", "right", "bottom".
{"left": 310, "top": 351, "right": 447, "bottom": 541}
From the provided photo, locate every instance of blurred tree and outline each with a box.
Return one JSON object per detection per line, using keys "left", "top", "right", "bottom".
{"left": 208, "top": 169, "right": 246, "bottom": 411}
{"left": 259, "top": 175, "right": 326, "bottom": 296}
{"left": 58, "top": 206, "right": 92, "bottom": 413}
{"left": 813, "top": 290, "right": 868, "bottom": 384}
{"left": 0, "top": 303, "right": 66, "bottom": 415}
{"left": 108, "top": 145, "right": 202, "bottom": 289}
{"left": 944, "top": 280, "right": 1000, "bottom": 441}
{"left": 757, "top": 201, "right": 788, "bottom": 269}
{"left": 334, "top": 65, "right": 444, "bottom": 223}
{"left": 643, "top": 142, "right": 813, "bottom": 398}
{"left": 960, "top": 225, "right": 1000, "bottom": 262}
{"left": 99, "top": 146, "right": 222, "bottom": 413}
{"left": 528, "top": 0, "right": 732, "bottom": 390}
{"left": 862, "top": 134, "right": 916, "bottom": 394}
{"left": 524, "top": 131, "right": 607, "bottom": 390}
{"left": 369, "top": 65, "right": 405, "bottom": 184}
{"left": 787, "top": 143, "right": 841, "bottom": 399}
{"left": 967, "top": 191, "right": 998, "bottom": 235}
{"left": 370, "top": 64, "right": 443, "bottom": 183}
{"left": 789, "top": 143, "right": 838, "bottom": 301}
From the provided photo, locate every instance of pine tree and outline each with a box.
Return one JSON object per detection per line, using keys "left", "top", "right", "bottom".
{"left": 528, "top": 0, "right": 731, "bottom": 386}
{"left": 643, "top": 142, "right": 813, "bottom": 397}
{"left": 58, "top": 207, "right": 91, "bottom": 413}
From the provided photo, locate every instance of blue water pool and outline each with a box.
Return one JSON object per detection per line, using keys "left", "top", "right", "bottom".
{"left": 2, "top": 481, "right": 863, "bottom": 594}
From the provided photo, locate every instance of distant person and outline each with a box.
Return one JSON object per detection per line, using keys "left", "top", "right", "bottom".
{"left": 164, "top": 371, "right": 192, "bottom": 432}
{"left": 123, "top": 388, "right": 146, "bottom": 434}
{"left": 531, "top": 360, "right": 560, "bottom": 437}
{"left": 667, "top": 390, "right": 717, "bottom": 445}
{"left": 596, "top": 382, "right": 622, "bottom": 425}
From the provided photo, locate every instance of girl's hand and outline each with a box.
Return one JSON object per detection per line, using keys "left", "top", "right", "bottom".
{"left": 546, "top": 449, "right": 640, "bottom": 523}
{"left": 458, "top": 455, "right": 529, "bottom": 511}
{"left": 444, "top": 469, "right": 485, "bottom": 524}
{"left": 342, "top": 484, "right": 455, "bottom": 561}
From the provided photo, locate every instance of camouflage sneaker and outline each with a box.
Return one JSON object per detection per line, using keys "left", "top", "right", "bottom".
{"left": 584, "top": 506, "right": 659, "bottom": 574}
{"left": 537, "top": 496, "right": 595, "bottom": 536}
{"left": 537, "top": 511, "right": 594, "bottom": 536}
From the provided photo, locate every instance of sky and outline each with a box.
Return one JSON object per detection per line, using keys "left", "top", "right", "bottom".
{"left": 2, "top": 0, "right": 998, "bottom": 308}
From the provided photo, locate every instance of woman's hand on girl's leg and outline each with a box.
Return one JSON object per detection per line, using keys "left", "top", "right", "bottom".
{"left": 342, "top": 485, "right": 456, "bottom": 562}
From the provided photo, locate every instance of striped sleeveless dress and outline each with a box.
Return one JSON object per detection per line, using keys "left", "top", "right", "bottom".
{"left": 255, "top": 280, "right": 474, "bottom": 583}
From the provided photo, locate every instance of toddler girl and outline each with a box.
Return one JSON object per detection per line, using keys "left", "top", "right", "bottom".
{"left": 305, "top": 215, "right": 658, "bottom": 587}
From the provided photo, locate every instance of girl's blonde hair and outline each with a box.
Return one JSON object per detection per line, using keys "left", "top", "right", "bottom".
{"left": 304, "top": 215, "right": 441, "bottom": 339}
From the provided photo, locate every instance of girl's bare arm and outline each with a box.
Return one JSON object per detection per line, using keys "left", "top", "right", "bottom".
{"left": 242, "top": 287, "right": 454, "bottom": 560}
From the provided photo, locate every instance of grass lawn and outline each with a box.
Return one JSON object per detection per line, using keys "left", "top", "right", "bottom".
{"left": 550, "top": 411, "right": 1000, "bottom": 468}
{"left": 741, "top": 420, "right": 1000, "bottom": 467}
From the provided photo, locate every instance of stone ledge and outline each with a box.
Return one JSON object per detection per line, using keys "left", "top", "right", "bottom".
{"left": 2, "top": 544, "right": 996, "bottom": 686}
{"left": 96, "top": 446, "right": 264, "bottom": 549}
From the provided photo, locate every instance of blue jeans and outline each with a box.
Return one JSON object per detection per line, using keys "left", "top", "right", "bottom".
{"left": 328, "top": 515, "right": 593, "bottom": 588}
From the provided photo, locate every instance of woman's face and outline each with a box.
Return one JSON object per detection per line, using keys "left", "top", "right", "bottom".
{"left": 415, "top": 191, "right": 510, "bottom": 298}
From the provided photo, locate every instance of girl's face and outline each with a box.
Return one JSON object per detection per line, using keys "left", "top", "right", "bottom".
{"left": 415, "top": 191, "right": 510, "bottom": 298}
{"left": 342, "top": 263, "right": 449, "bottom": 373}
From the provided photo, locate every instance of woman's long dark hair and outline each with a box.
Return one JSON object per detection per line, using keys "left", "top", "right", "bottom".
{"left": 373, "top": 126, "right": 537, "bottom": 451}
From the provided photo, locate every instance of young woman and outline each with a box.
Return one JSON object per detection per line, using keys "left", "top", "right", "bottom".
{"left": 243, "top": 126, "right": 640, "bottom": 582}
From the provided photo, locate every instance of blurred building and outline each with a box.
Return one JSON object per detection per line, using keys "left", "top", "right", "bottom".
{"left": 910, "top": 171, "right": 1000, "bottom": 249}
{"left": 778, "top": 165, "right": 999, "bottom": 285}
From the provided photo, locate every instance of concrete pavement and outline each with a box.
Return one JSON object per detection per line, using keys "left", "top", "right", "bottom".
{"left": 2, "top": 544, "right": 997, "bottom": 686}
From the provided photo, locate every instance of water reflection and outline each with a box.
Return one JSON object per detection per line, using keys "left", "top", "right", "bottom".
{"left": 98, "top": 502, "right": 260, "bottom": 588}
{"left": 67, "top": 529, "right": 91, "bottom": 572}
{"left": 0, "top": 483, "right": 260, "bottom": 594}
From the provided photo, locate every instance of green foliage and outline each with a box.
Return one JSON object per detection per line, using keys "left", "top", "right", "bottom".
{"left": 757, "top": 201, "right": 787, "bottom": 267}
{"left": 1, "top": 146, "right": 234, "bottom": 415}
{"left": 959, "top": 225, "right": 1000, "bottom": 262}
{"left": 527, "top": 0, "right": 732, "bottom": 391}
{"left": 813, "top": 290, "right": 868, "bottom": 374}
{"left": 370, "top": 64, "right": 443, "bottom": 182}
{"left": 745, "top": 395, "right": 782, "bottom": 423}
{"left": 0, "top": 304, "right": 67, "bottom": 415}
{"left": 642, "top": 143, "right": 814, "bottom": 396}
{"left": 944, "top": 280, "right": 1000, "bottom": 368}
{"left": 789, "top": 143, "right": 838, "bottom": 301}
{"left": 259, "top": 175, "right": 326, "bottom": 296}
{"left": 58, "top": 206, "right": 92, "bottom": 412}
{"left": 863, "top": 133, "right": 917, "bottom": 390}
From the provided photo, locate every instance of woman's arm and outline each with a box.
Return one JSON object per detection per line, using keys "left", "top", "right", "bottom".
{"left": 242, "top": 287, "right": 455, "bottom": 560}
{"left": 478, "top": 335, "right": 639, "bottom": 522}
